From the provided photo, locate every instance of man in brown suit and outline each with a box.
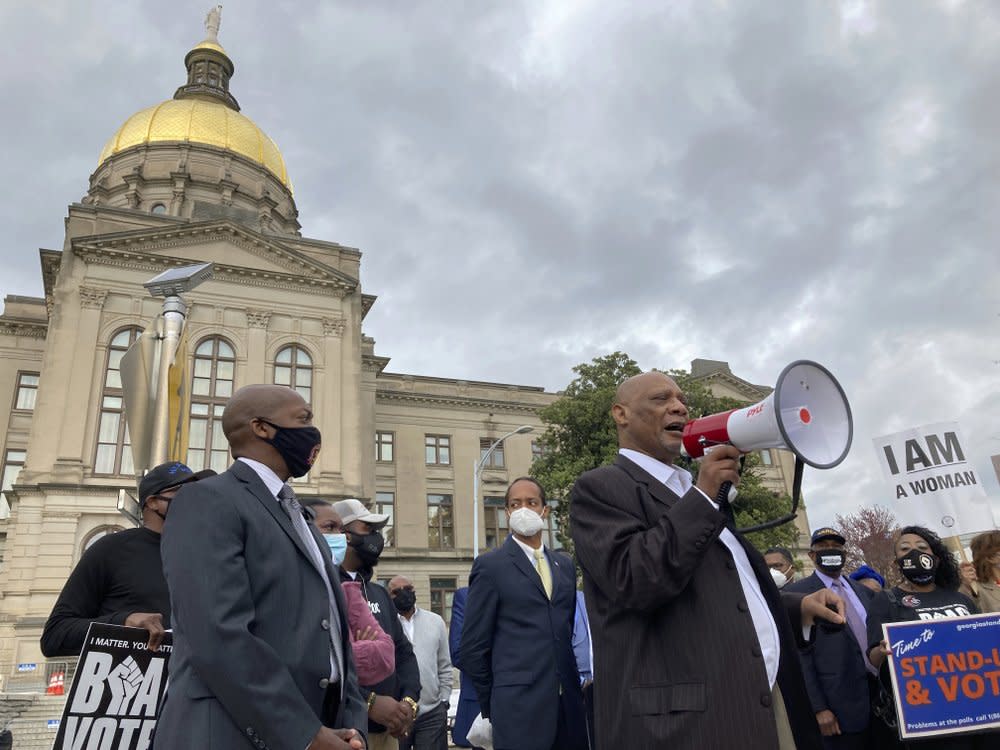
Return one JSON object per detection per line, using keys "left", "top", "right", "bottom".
{"left": 570, "top": 371, "right": 844, "bottom": 750}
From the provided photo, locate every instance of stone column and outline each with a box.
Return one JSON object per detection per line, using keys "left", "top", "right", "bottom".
{"left": 319, "top": 314, "right": 346, "bottom": 487}
{"left": 245, "top": 309, "right": 271, "bottom": 384}
{"left": 31, "top": 285, "right": 108, "bottom": 483}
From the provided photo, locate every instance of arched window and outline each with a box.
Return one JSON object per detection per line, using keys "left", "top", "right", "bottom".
{"left": 94, "top": 327, "right": 142, "bottom": 475}
{"left": 187, "top": 337, "right": 236, "bottom": 473}
{"left": 274, "top": 345, "right": 313, "bottom": 402}
{"left": 83, "top": 525, "right": 125, "bottom": 553}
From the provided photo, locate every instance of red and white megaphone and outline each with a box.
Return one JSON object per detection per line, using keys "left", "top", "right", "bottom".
{"left": 681, "top": 359, "right": 853, "bottom": 468}
{"left": 681, "top": 360, "right": 853, "bottom": 532}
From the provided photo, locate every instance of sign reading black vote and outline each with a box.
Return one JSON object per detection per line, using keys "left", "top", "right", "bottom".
{"left": 53, "top": 623, "right": 172, "bottom": 750}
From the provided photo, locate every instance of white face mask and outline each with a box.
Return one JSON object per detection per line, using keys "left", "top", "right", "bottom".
{"left": 509, "top": 507, "right": 545, "bottom": 537}
{"left": 770, "top": 568, "right": 790, "bottom": 589}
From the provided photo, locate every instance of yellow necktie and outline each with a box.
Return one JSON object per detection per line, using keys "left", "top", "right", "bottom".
{"left": 534, "top": 547, "right": 553, "bottom": 599}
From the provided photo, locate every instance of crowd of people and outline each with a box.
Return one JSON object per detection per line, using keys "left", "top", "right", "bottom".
{"left": 37, "top": 379, "right": 1000, "bottom": 750}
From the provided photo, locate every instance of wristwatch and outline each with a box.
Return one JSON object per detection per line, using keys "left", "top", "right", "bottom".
{"left": 366, "top": 691, "right": 377, "bottom": 711}
{"left": 403, "top": 696, "right": 418, "bottom": 717}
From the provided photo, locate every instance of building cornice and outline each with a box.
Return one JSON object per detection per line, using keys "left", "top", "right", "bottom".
{"left": 361, "top": 294, "right": 377, "bottom": 319}
{"left": 363, "top": 354, "right": 391, "bottom": 374}
{"left": 70, "top": 220, "right": 358, "bottom": 296}
{"left": 0, "top": 318, "right": 48, "bottom": 339}
{"left": 375, "top": 389, "right": 547, "bottom": 414}
{"left": 71, "top": 245, "right": 356, "bottom": 298}
{"left": 692, "top": 370, "right": 771, "bottom": 401}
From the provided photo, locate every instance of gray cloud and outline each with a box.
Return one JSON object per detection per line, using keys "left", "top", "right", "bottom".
{"left": 1, "top": 0, "right": 997, "bottom": 527}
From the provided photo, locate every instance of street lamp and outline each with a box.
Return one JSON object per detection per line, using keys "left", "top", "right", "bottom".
{"left": 121, "top": 262, "right": 214, "bottom": 471}
{"left": 473, "top": 425, "right": 534, "bottom": 558}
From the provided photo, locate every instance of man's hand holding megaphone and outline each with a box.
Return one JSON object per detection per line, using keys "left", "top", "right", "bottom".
{"left": 694, "top": 443, "right": 743, "bottom": 502}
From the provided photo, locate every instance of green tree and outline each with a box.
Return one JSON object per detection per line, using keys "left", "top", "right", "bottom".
{"left": 532, "top": 354, "right": 798, "bottom": 556}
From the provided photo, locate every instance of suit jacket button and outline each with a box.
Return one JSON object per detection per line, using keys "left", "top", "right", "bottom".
{"left": 737, "top": 602, "right": 749, "bottom": 613}
{"left": 726, "top": 561, "right": 735, "bottom": 570}
{"left": 751, "top": 646, "right": 762, "bottom": 658}
{"left": 321, "top": 619, "right": 330, "bottom": 630}
{"left": 319, "top": 678, "right": 330, "bottom": 689}
{"left": 761, "top": 692, "right": 772, "bottom": 708}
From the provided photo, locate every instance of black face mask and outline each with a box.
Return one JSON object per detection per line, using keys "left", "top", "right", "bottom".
{"left": 392, "top": 589, "right": 417, "bottom": 614}
{"left": 258, "top": 419, "right": 322, "bottom": 478}
{"left": 348, "top": 530, "right": 385, "bottom": 568}
{"left": 898, "top": 549, "right": 938, "bottom": 585}
{"left": 816, "top": 550, "right": 846, "bottom": 575}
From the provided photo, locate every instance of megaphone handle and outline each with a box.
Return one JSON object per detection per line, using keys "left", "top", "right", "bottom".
{"left": 736, "top": 457, "right": 804, "bottom": 535}
{"left": 715, "top": 481, "right": 736, "bottom": 525}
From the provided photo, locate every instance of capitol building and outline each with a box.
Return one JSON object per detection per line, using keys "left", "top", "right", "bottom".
{"left": 0, "top": 22, "right": 809, "bottom": 675}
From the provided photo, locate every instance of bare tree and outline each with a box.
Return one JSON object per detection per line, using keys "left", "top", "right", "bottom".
{"left": 836, "top": 505, "right": 900, "bottom": 586}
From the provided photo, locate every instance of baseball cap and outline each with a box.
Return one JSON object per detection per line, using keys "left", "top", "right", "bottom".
{"left": 810, "top": 527, "right": 846, "bottom": 546}
{"left": 332, "top": 498, "right": 389, "bottom": 529}
{"left": 138, "top": 461, "right": 216, "bottom": 504}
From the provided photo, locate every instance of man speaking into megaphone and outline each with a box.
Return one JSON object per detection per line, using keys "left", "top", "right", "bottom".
{"left": 570, "top": 370, "right": 847, "bottom": 750}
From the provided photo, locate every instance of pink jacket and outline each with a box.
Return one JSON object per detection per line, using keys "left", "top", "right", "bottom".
{"left": 341, "top": 581, "right": 395, "bottom": 684}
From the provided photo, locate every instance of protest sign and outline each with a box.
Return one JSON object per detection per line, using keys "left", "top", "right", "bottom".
{"left": 52, "top": 623, "right": 172, "bottom": 750}
{"left": 873, "top": 422, "right": 995, "bottom": 536}
{"left": 885, "top": 613, "right": 1000, "bottom": 740}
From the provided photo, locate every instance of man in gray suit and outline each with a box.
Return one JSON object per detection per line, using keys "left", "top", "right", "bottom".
{"left": 156, "top": 384, "right": 367, "bottom": 750}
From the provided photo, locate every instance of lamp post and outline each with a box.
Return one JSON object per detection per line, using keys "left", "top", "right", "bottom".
{"left": 472, "top": 425, "right": 534, "bottom": 558}
{"left": 123, "top": 263, "right": 214, "bottom": 469}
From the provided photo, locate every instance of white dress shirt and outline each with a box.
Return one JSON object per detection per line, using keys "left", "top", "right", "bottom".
{"left": 619, "top": 449, "right": 782, "bottom": 688}
{"left": 512, "top": 534, "right": 549, "bottom": 569}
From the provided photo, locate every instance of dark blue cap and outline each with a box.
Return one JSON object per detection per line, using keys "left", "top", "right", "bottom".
{"left": 810, "top": 527, "right": 846, "bottom": 546}
{"left": 138, "top": 461, "right": 215, "bottom": 503}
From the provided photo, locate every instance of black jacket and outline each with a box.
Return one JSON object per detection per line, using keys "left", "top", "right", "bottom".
{"left": 338, "top": 567, "right": 421, "bottom": 734}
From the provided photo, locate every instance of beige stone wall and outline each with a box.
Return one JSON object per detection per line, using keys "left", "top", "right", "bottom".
{"left": 0, "top": 199, "right": 370, "bottom": 666}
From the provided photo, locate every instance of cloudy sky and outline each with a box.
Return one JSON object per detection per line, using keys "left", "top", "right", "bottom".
{"left": 1, "top": 0, "right": 997, "bottom": 529}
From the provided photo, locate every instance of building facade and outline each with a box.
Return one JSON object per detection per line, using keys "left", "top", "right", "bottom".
{"left": 0, "top": 29, "right": 810, "bottom": 674}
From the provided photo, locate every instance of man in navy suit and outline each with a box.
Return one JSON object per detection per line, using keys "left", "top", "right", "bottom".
{"left": 786, "top": 527, "right": 877, "bottom": 749}
{"left": 459, "top": 477, "right": 588, "bottom": 750}
{"left": 447, "top": 587, "right": 481, "bottom": 748}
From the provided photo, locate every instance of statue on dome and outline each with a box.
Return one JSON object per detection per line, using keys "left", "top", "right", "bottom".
{"left": 204, "top": 5, "right": 222, "bottom": 42}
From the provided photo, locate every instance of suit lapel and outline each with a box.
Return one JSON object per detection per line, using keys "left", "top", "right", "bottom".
{"left": 615, "top": 454, "right": 681, "bottom": 508}
{"left": 802, "top": 572, "right": 825, "bottom": 594}
{"left": 503, "top": 536, "right": 548, "bottom": 600}
{"left": 548, "top": 549, "right": 562, "bottom": 600}
{"left": 230, "top": 461, "right": 316, "bottom": 568}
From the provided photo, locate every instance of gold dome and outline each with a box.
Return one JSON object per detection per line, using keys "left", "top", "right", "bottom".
{"left": 97, "top": 98, "right": 291, "bottom": 192}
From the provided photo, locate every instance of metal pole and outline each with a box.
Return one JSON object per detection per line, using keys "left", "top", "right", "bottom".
{"left": 472, "top": 458, "right": 480, "bottom": 559}
{"left": 149, "top": 295, "right": 187, "bottom": 466}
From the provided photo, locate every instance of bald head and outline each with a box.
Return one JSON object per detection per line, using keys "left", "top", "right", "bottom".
{"left": 615, "top": 371, "right": 677, "bottom": 408}
{"left": 223, "top": 385, "right": 306, "bottom": 447}
{"left": 221, "top": 385, "right": 316, "bottom": 478}
{"left": 612, "top": 371, "right": 689, "bottom": 463}
{"left": 388, "top": 575, "right": 412, "bottom": 591}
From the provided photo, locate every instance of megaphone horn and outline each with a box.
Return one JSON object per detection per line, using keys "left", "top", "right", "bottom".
{"left": 681, "top": 360, "right": 853, "bottom": 469}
